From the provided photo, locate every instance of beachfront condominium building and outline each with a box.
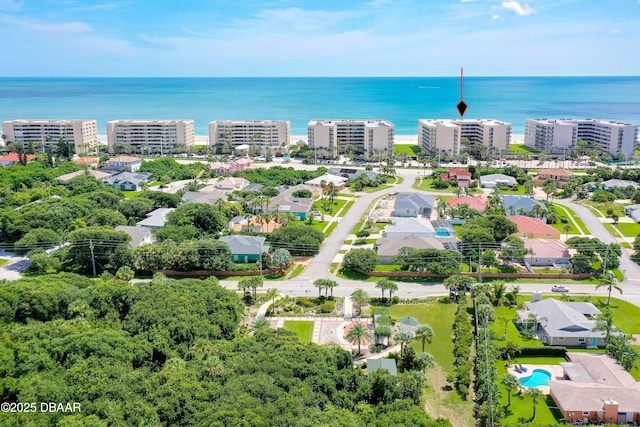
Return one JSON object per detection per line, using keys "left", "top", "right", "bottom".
{"left": 209, "top": 120, "right": 290, "bottom": 155}
{"left": 107, "top": 120, "right": 195, "bottom": 155}
{"left": 524, "top": 118, "right": 639, "bottom": 158}
{"left": 2, "top": 119, "right": 98, "bottom": 154}
{"left": 307, "top": 119, "right": 394, "bottom": 160}
{"left": 418, "top": 119, "right": 511, "bottom": 158}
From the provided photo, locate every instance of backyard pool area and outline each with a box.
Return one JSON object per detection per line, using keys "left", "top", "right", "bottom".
{"left": 435, "top": 229, "right": 452, "bottom": 237}
{"left": 519, "top": 369, "right": 552, "bottom": 387}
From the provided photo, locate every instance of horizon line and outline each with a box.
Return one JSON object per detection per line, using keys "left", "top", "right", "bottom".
{"left": 0, "top": 75, "right": 639, "bottom": 79}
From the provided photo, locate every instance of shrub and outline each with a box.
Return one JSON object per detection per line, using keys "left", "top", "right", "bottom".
{"left": 517, "top": 346, "right": 567, "bottom": 357}
{"left": 318, "top": 300, "right": 335, "bottom": 313}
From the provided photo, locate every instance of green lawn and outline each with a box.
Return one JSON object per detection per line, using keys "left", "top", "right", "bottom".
{"left": 388, "top": 299, "right": 457, "bottom": 371}
{"left": 413, "top": 178, "right": 456, "bottom": 193}
{"left": 284, "top": 320, "right": 314, "bottom": 343}
{"left": 502, "top": 185, "right": 529, "bottom": 195}
{"left": 553, "top": 203, "right": 589, "bottom": 235}
{"left": 123, "top": 191, "right": 142, "bottom": 198}
{"left": 393, "top": 144, "right": 421, "bottom": 156}
{"left": 339, "top": 200, "right": 354, "bottom": 216}
{"left": 288, "top": 263, "right": 305, "bottom": 279}
{"left": 0, "top": 258, "right": 9, "bottom": 266}
{"left": 374, "top": 265, "right": 402, "bottom": 272}
{"left": 583, "top": 201, "right": 627, "bottom": 217}
{"left": 611, "top": 222, "right": 640, "bottom": 238}
{"left": 508, "top": 144, "right": 540, "bottom": 155}
{"left": 313, "top": 199, "right": 347, "bottom": 216}
{"left": 323, "top": 222, "right": 338, "bottom": 237}
{"left": 290, "top": 220, "right": 328, "bottom": 234}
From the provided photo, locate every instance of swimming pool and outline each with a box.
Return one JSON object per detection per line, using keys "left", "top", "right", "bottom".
{"left": 435, "top": 229, "right": 451, "bottom": 237}
{"left": 519, "top": 369, "right": 552, "bottom": 387}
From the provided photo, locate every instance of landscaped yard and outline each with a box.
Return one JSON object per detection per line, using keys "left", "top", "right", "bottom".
{"left": 508, "top": 144, "right": 540, "bottom": 155}
{"left": 123, "top": 191, "right": 142, "bottom": 198}
{"left": 413, "top": 178, "right": 457, "bottom": 193}
{"left": 610, "top": 222, "right": 640, "bottom": 238}
{"left": 290, "top": 220, "right": 329, "bottom": 234}
{"left": 388, "top": 298, "right": 457, "bottom": 371}
{"left": 284, "top": 320, "right": 314, "bottom": 343}
{"left": 288, "top": 263, "right": 305, "bottom": 279}
{"left": 0, "top": 258, "right": 9, "bottom": 267}
{"left": 393, "top": 144, "right": 421, "bottom": 157}
{"left": 313, "top": 198, "right": 347, "bottom": 216}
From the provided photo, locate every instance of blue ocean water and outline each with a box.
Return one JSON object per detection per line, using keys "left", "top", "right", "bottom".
{"left": 0, "top": 77, "right": 638, "bottom": 135}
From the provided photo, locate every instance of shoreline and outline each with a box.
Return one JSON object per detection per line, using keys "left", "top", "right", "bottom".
{"left": 97, "top": 134, "right": 526, "bottom": 146}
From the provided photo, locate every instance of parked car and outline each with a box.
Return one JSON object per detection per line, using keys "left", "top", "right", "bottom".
{"left": 551, "top": 285, "right": 569, "bottom": 293}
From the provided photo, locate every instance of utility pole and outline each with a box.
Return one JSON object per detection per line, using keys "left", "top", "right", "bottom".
{"left": 89, "top": 239, "right": 97, "bottom": 276}
{"left": 477, "top": 242, "right": 483, "bottom": 283}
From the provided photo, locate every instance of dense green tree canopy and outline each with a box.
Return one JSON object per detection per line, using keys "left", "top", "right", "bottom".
{"left": 166, "top": 203, "right": 228, "bottom": 235}
{"left": 268, "top": 225, "right": 324, "bottom": 256}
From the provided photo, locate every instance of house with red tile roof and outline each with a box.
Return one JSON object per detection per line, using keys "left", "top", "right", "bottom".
{"left": 73, "top": 157, "right": 100, "bottom": 168}
{"left": 107, "top": 156, "right": 142, "bottom": 172}
{"left": 508, "top": 215, "right": 561, "bottom": 239}
{"left": 0, "top": 153, "right": 37, "bottom": 167}
{"left": 446, "top": 195, "right": 488, "bottom": 211}
{"left": 440, "top": 167, "right": 473, "bottom": 188}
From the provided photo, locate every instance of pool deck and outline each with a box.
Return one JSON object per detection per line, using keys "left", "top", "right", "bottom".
{"left": 508, "top": 363, "right": 565, "bottom": 395}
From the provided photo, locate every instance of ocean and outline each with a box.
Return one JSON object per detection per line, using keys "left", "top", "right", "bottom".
{"left": 0, "top": 77, "right": 639, "bottom": 136}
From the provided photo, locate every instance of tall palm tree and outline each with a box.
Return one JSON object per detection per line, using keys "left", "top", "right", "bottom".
{"left": 346, "top": 323, "right": 371, "bottom": 354}
{"left": 592, "top": 307, "right": 618, "bottom": 343}
{"left": 596, "top": 271, "right": 623, "bottom": 305}
{"left": 526, "top": 387, "right": 543, "bottom": 419}
{"left": 313, "top": 278, "right": 326, "bottom": 297}
{"left": 414, "top": 324, "right": 434, "bottom": 352}
{"left": 394, "top": 331, "right": 412, "bottom": 352}
{"left": 266, "top": 288, "right": 280, "bottom": 316}
{"left": 350, "top": 288, "right": 369, "bottom": 316}
{"left": 501, "top": 373, "right": 519, "bottom": 406}
{"left": 416, "top": 352, "right": 434, "bottom": 374}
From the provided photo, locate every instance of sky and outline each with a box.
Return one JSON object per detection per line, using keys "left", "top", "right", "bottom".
{"left": 0, "top": 0, "right": 638, "bottom": 77}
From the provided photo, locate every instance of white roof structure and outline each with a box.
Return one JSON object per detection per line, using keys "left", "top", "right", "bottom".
{"left": 305, "top": 174, "right": 348, "bottom": 186}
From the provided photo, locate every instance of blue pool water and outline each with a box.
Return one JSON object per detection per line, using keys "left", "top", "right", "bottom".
{"left": 519, "top": 369, "right": 552, "bottom": 387}
{"left": 435, "top": 229, "right": 451, "bottom": 237}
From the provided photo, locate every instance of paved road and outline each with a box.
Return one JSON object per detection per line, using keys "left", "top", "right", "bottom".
{"left": 553, "top": 198, "right": 640, "bottom": 291}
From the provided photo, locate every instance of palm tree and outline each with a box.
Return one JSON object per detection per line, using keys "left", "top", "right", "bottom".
{"left": 416, "top": 352, "right": 434, "bottom": 374}
{"left": 596, "top": 271, "right": 623, "bottom": 305}
{"left": 376, "top": 278, "right": 397, "bottom": 301}
{"left": 414, "top": 324, "right": 434, "bottom": 352}
{"left": 345, "top": 323, "right": 371, "bottom": 354}
{"left": 394, "top": 331, "right": 412, "bottom": 352}
{"left": 350, "top": 288, "right": 369, "bottom": 316}
{"left": 592, "top": 307, "right": 619, "bottom": 343}
{"left": 266, "top": 288, "right": 280, "bottom": 316}
{"left": 526, "top": 387, "right": 543, "bottom": 419}
{"left": 250, "top": 316, "right": 270, "bottom": 332}
{"left": 313, "top": 278, "right": 326, "bottom": 297}
{"left": 563, "top": 223, "right": 572, "bottom": 239}
{"left": 501, "top": 373, "right": 519, "bottom": 406}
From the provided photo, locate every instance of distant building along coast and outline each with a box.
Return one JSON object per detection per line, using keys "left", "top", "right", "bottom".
{"left": 107, "top": 120, "right": 195, "bottom": 155}
{"left": 209, "top": 120, "right": 290, "bottom": 154}
{"left": 2, "top": 119, "right": 98, "bottom": 154}
{"left": 524, "top": 118, "right": 639, "bottom": 157}
{"left": 307, "top": 119, "right": 394, "bottom": 160}
{"left": 418, "top": 119, "right": 511, "bottom": 157}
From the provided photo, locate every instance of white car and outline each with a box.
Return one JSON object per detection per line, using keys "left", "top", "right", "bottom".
{"left": 551, "top": 285, "right": 569, "bottom": 293}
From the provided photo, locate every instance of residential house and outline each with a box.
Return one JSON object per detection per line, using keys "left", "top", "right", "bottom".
{"left": 367, "top": 358, "right": 398, "bottom": 376}
{"left": 383, "top": 217, "right": 436, "bottom": 238}
{"left": 327, "top": 167, "right": 376, "bottom": 180}
{"left": 115, "top": 225, "right": 154, "bottom": 248}
{"left": 258, "top": 193, "right": 313, "bottom": 220}
{"left": 517, "top": 298, "right": 615, "bottom": 347}
{"left": 523, "top": 238, "right": 571, "bottom": 267}
{"left": 304, "top": 173, "right": 347, "bottom": 190}
{"left": 219, "top": 235, "right": 269, "bottom": 263}
{"left": 181, "top": 190, "right": 228, "bottom": 205}
{"left": 440, "top": 167, "right": 472, "bottom": 188}
{"left": 0, "top": 153, "right": 37, "bottom": 167}
{"left": 550, "top": 353, "right": 640, "bottom": 425}
{"left": 210, "top": 159, "right": 255, "bottom": 175}
{"left": 56, "top": 169, "right": 113, "bottom": 183}
{"left": 431, "top": 219, "right": 456, "bottom": 238}
{"left": 226, "top": 215, "right": 281, "bottom": 233}
{"left": 508, "top": 215, "right": 561, "bottom": 239}
{"left": 624, "top": 204, "right": 640, "bottom": 223}
{"left": 106, "top": 156, "right": 142, "bottom": 172}
{"left": 392, "top": 193, "right": 435, "bottom": 217}
{"left": 601, "top": 179, "right": 639, "bottom": 191}
{"left": 479, "top": 173, "right": 517, "bottom": 188}
{"left": 534, "top": 168, "right": 573, "bottom": 188}
{"left": 375, "top": 236, "right": 459, "bottom": 264}
{"left": 136, "top": 208, "right": 175, "bottom": 230}
{"left": 503, "top": 195, "right": 546, "bottom": 216}
{"left": 103, "top": 171, "right": 152, "bottom": 191}
{"left": 72, "top": 156, "right": 100, "bottom": 168}
{"left": 213, "top": 177, "right": 250, "bottom": 192}
{"left": 446, "top": 195, "right": 488, "bottom": 211}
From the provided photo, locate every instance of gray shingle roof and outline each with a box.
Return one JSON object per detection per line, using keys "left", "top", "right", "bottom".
{"left": 367, "top": 358, "right": 398, "bottom": 376}
{"left": 503, "top": 195, "right": 545, "bottom": 213}
{"left": 218, "top": 235, "right": 269, "bottom": 255}
{"left": 394, "top": 193, "right": 435, "bottom": 211}
{"left": 520, "top": 299, "right": 607, "bottom": 339}
{"left": 103, "top": 171, "right": 152, "bottom": 186}
{"left": 115, "top": 225, "right": 152, "bottom": 248}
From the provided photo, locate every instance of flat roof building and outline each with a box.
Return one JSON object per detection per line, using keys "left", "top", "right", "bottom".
{"left": 418, "top": 119, "right": 511, "bottom": 158}
{"left": 2, "top": 119, "right": 98, "bottom": 154}
{"left": 107, "top": 120, "right": 195, "bottom": 155}
{"left": 524, "top": 118, "right": 638, "bottom": 157}
{"left": 307, "top": 119, "right": 394, "bottom": 160}
{"left": 209, "top": 120, "right": 290, "bottom": 155}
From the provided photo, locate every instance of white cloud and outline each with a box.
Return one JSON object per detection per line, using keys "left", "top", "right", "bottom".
{"left": 16, "top": 18, "right": 92, "bottom": 34}
{"left": 610, "top": 29, "right": 622, "bottom": 33}
{"left": 501, "top": 1, "right": 534, "bottom": 16}
{"left": 492, "top": 14, "right": 500, "bottom": 20}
